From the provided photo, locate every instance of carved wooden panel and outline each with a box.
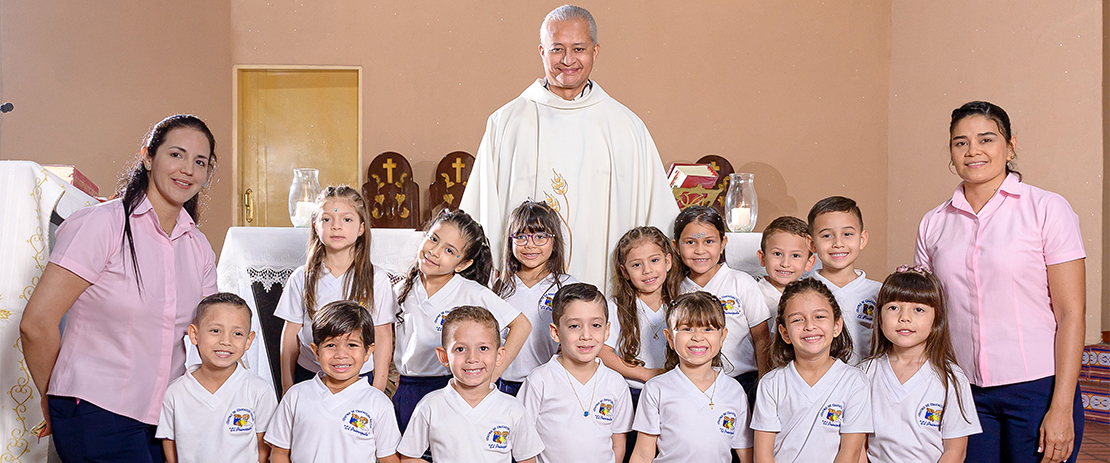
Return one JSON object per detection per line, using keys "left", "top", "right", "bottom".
{"left": 428, "top": 150, "right": 475, "bottom": 220}
{"left": 363, "top": 151, "right": 420, "bottom": 228}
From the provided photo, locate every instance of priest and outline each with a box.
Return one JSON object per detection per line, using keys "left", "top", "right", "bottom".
{"left": 460, "top": 5, "right": 679, "bottom": 290}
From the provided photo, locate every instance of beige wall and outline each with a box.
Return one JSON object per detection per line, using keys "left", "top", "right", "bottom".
{"left": 0, "top": 1, "right": 234, "bottom": 252}
{"left": 888, "top": 1, "right": 1105, "bottom": 343}
{"left": 230, "top": 0, "right": 894, "bottom": 274}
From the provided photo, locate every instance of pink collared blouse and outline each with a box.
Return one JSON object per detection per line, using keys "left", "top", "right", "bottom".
{"left": 47, "top": 197, "right": 217, "bottom": 424}
{"left": 915, "top": 174, "right": 1084, "bottom": 387}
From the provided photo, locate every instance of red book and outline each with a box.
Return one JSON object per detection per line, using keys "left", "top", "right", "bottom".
{"left": 667, "top": 163, "right": 718, "bottom": 189}
{"left": 44, "top": 165, "right": 100, "bottom": 197}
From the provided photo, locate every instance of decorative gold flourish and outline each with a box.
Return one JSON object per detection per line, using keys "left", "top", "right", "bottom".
{"left": 396, "top": 173, "right": 410, "bottom": 187}
{"left": 395, "top": 193, "right": 406, "bottom": 204}
{"left": 400, "top": 207, "right": 410, "bottom": 219}
{"left": 0, "top": 309, "right": 9, "bottom": 320}
{"left": 4, "top": 338, "right": 33, "bottom": 461}
{"left": 443, "top": 193, "right": 454, "bottom": 205}
{"left": 371, "top": 174, "right": 384, "bottom": 189}
{"left": 548, "top": 170, "right": 573, "bottom": 266}
{"left": 440, "top": 173, "right": 455, "bottom": 189}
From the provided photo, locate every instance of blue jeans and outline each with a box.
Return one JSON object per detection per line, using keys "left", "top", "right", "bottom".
{"left": 966, "top": 376, "right": 1083, "bottom": 463}
{"left": 49, "top": 395, "right": 163, "bottom": 463}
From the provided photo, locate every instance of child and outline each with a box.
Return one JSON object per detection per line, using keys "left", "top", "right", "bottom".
{"left": 674, "top": 205, "right": 772, "bottom": 407}
{"left": 750, "top": 278, "right": 871, "bottom": 463}
{"left": 398, "top": 306, "right": 545, "bottom": 463}
{"left": 755, "top": 216, "right": 817, "bottom": 334}
{"left": 266, "top": 300, "right": 402, "bottom": 463}
{"left": 275, "top": 185, "right": 397, "bottom": 393}
{"left": 393, "top": 209, "right": 532, "bottom": 432}
{"left": 519, "top": 283, "right": 633, "bottom": 463}
{"left": 807, "top": 196, "right": 881, "bottom": 364}
{"left": 600, "top": 226, "right": 683, "bottom": 394}
{"left": 157, "top": 293, "right": 278, "bottom": 463}
{"left": 630, "top": 291, "right": 754, "bottom": 463}
{"left": 859, "top": 266, "right": 980, "bottom": 462}
{"left": 492, "top": 201, "right": 578, "bottom": 395}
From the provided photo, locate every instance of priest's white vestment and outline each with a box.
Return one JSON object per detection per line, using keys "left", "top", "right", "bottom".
{"left": 460, "top": 79, "right": 679, "bottom": 291}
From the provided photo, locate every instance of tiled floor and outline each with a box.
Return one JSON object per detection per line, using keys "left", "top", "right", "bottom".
{"left": 1080, "top": 418, "right": 1110, "bottom": 462}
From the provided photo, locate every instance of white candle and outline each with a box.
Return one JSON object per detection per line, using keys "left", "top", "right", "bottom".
{"left": 291, "top": 201, "right": 316, "bottom": 227}
{"left": 730, "top": 206, "right": 751, "bottom": 232}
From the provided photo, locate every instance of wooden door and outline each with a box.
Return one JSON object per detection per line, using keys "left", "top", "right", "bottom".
{"left": 235, "top": 67, "right": 361, "bottom": 227}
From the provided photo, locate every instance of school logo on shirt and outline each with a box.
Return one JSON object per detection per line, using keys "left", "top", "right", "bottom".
{"left": 225, "top": 408, "right": 254, "bottom": 433}
{"left": 434, "top": 309, "right": 453, "bottom": 332}
{"left": 342, "top": 409, "right": 373, "bottom": 437}
{"left": 592, "top": 398, "right": 615, "bottom": 423}
{"left": 820, "top": 403, "right": 844, "bottom": 428}
{"left": 540, "top": 292, "right": 556, "bottom": 312}
{"left": 717, "top": 411, "right": 738, "bottom": 436}
{"left": 486, "top": 425, "right": 511, "bottom": 450}
{"left": 917, "top": 402, "right": 943, "bottom": 428}
{"left": 719, "top": 296, "right": 742, "bottom": 315}
{"left": 856, "top": 299, "right": 876, "bottom": 327}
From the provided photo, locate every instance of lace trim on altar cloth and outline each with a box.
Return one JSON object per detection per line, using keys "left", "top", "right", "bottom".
{"left": 247, "top": 266, "right": 296, "bottom": 292}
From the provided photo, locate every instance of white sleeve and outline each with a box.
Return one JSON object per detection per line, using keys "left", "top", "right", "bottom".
{"left": 518, "top": 376, "right": 542, "bottom": 423}
{"left": 604, "top": 299, "right": 621, "bottom": 350}
{"left": 372, "top": 268, "right": 399, "bottom": 325}
{"left": 736, "top": 272, "right": 772, "bottom": 327}
{"left": 612, "top": 380, "right": 634, "bottom": 434}
{"left": 482, "top": 286, "right": 523, "bottom": 330}
{"left": 154, "top": 388, "right": 176, "bottom": 440}
{"left": 397, "top": 401, "right": 431, "bottom": 458}
{"left": 273, "top": 266, "right": 308, "bottom": 323}
{"left": 511, "top": 405, "right": 545, "bottom": 460}
{"left": 263, "top": 393, "right": 296, "bottom": 449}
{"left": 749, "top": 371, "right": 781, "bottom": 432}
{"left": 253, "top": 384, "right": 279, "bottom": 433}
{"left": 732, "top": 386, "right": 754, "bottom": 449}
{"left": 839, "top": 372, "right": 873, "bottom": 434}
{"left": 373, "top": 394, "right": 403, "bottom": 457}
{"left": 941, "top": 367, "right": 983, "bottom": 439}
{"left": 631, "top": 380, "right": 662, "bottom": 435}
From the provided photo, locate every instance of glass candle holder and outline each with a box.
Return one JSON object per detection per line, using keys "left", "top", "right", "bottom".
{"left": 724, "top": 173, "right": 758, "bottom": 232}
{"left": 288, "top": 168, "right": 320, "bottom": 227}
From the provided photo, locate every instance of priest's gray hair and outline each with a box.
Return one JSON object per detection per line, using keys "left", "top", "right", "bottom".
{"left": 541, "top": 5, "right": 597, "bottom": 45}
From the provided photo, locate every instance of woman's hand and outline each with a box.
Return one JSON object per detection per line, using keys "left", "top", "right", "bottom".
{"left": 1038, "top": 403, "right": 1074, "bottom": 463}
{"left": 1041, "top": 258, "right": 1085, "bottom": 463}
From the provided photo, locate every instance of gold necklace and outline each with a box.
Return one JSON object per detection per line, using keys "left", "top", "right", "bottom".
{"left": 701, "top": 377, "right": 718, "bottom": 410}
{"left": 563, "top": 363, "right": 599, "bottom": 417}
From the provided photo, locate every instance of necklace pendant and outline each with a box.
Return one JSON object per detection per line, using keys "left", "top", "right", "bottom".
{"left": 652, "top": 333, "right": 658, "bottom": 340}
{"left": 584, "top": 411, "right": 589, "bottom": 417}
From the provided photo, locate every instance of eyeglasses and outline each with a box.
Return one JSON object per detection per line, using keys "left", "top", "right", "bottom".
{"left": 510, "top": 232, "right": 552, "bottom": 247}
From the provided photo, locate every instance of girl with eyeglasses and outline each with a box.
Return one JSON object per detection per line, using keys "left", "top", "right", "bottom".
{"left": 490, "top": 201, "right": 577, "bottom": 396}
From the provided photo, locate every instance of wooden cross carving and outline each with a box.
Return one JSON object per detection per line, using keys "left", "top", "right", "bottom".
{"left": 452, "top": 157, "right": 465, "bottom": 183}
{"left": 383, "top": 158, "right": 397, "bottom": 184}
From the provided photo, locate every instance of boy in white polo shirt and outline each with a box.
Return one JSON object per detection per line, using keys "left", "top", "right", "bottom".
{"left": 266, "top": 300, "right": 401, "bottom": 463}
{"left": 399, "top": 306, "right": 544, "bottom": 463}
{"left": 807, "top": 197, "right": 881, "bottom": 364}
{"left": 158, "top": 292, "right": 279, "bottom": 463}
{"left": 519, "top": 283, "right": 633, "bottom": 463}
{"left": 755, "top": 216, "right": 817, "bottom": 335}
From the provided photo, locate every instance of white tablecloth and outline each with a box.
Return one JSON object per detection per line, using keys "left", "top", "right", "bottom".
{"left": 206, "top": 227, "right": 425, "bottom": 388}
{"left": 0, "top": 161, "right": 96, "bottom": 463}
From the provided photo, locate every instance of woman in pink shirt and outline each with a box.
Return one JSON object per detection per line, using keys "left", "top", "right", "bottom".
{"left": 915, "top": 101, "right": 1085, "bottom": 463}
{"left": 20, "top": 115, "right": 218, "bottom": 462}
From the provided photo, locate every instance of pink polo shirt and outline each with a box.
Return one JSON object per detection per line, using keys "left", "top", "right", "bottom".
{"left": 915, "top": 174, "right": 1084, "bottom": 387}
{"left": 48, "top": 197, "right": 217, "bottom": 424}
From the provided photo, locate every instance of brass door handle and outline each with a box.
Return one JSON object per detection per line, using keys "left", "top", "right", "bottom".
{"left": 244, "top": 188, "right": 254, "bottom": 224}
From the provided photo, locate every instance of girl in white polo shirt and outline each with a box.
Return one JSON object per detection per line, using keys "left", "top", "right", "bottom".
{"left": 630, "top": 291, "right": 754, "bottom": 463}
{"left": 673, "top": 206, "right": 773, "bottom": 409}
{"left": 859, "top": 266, "right": 980, "bottom": 462}
{"left": 750, "top": 278, "right": 871, "bottom": 463}
{"left": 392, "top": 210, "right": 531, "bottom": 433}
{"left": 491, "top": 201, "right": 577, "bottom": 396}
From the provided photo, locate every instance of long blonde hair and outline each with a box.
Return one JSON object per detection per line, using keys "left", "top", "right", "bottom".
{"left": 304, "top": 185, "right": 375, "bottom": 319}
{"left": 610, "top": 226, "right": 683, "bottom": 366}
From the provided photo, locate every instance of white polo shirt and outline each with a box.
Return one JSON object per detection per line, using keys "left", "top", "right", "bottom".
{"left": 750, "top": 360, "right": 872, "bottom": 462}
{"left": 756, "top": 278, "right": 783, "bottom": 335}
{"left": 501, "top": 273, "right": 578, "bottom": 382}
{"left": 394, "top": 274, "right": 521, "bottom": 376}
{"left": 860, "top": 356, "right": 981, "bottom": 462}
{"left": 681, "top": 266, "right": 770, "bottom": 376}
{"left": 274, "top": 265, "right": 398, "bottom": 374}
{"left": 156, "top": 365, "right": 278, "bottom": 463}
{"left": 813, "top": 271, "right": 882, "bottom": 364}
{"left": 519, "top": 356, "right": 633, "bottom": 463}
{"left": 398, "top": 383, "right": 545, "bottom": 463}
{"left": 264, "top": 374, "right": 401, "bottom": 461}
{"left": 634, "top": 367, "right": 752, "bottom": 462}
{"left": 604, "top": 297, "right": 670, "bottom": 389}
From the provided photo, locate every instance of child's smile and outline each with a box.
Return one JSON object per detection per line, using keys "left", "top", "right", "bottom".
{"left": 880, "top": 301, "right": 934, "bottom": 350}
{"left": 621, "top": 241, "right": 672, "bottom": 296}
{"left": 311, "top": 332, "right": 371, "bottom": 393}
{"left": 438, "top": 320, "right": 505, "bottom": 390}
{"left": 551, "top": 300, "right": 609, "bottom": 365}
{"left": 188, "top": 303, "right": 254, "bottom": 372}
{"left": 418, "top": 222, "right": 471, "bottom": 277}
{"left": 780, "top": 291, "right": 842, "bottom": 360}
{"left": 676, "top": 221, "right": 726, "bottom": 281}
